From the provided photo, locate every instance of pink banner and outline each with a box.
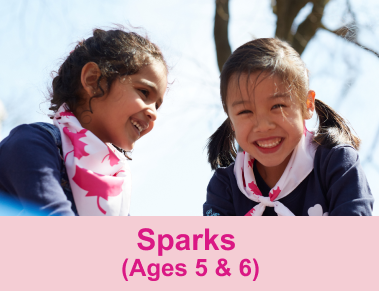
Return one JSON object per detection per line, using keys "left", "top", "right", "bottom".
{"left": 0, "top": 217, "right": 378, "bottom": 290}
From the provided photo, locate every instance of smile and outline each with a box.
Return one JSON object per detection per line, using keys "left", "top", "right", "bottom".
{"left": 256, "top": 137, "right": 282, "bottom": 148}
{"left": 131, "top": 119, "right": 148, "bottom": 133}
{"left": 253, "top": 137, "right": 284, "bottom": 154}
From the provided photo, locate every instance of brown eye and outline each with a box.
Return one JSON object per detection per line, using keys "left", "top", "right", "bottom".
{"left": 272, "top": 104, "right": 284, "bottom": 110}
{"left": 139, "top": 89, "right": 149, "bottom": 97}
{"left": 238, "top": 110, "right": 251, "bottom": 115}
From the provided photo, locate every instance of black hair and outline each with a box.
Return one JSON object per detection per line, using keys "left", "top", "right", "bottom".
{"left": 207, "top": 38, "right": 360, "bottom": 170}
{"left": 207, "top": 118, "right": 237, "bottom": 170}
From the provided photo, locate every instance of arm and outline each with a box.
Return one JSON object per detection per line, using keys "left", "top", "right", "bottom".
{"left": 203, "top": 167, "right": 236, "bottom": 216}
{"left": 320, "top": 145, "right": 374, "bottom": 216}
{"left": 0, "top": 124, "right": 75, "bottom": 216}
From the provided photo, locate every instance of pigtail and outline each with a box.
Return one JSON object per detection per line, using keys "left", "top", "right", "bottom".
{"left": 207, "top": 118, "right": 237, "bottom": 170}
{"left": 314, "top": 99, "right": 360, "bottom": 150}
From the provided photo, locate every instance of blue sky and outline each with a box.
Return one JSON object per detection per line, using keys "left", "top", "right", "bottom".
{"left": 0, "top": 0, "right": 378, "bottom": 215}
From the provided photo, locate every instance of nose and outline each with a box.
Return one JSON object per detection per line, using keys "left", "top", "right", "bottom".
{"left": 252, "top": 115, "right": 275, "bottom": 133}
{"left": 145, "top": 105, "right": 157, "bottom": 122}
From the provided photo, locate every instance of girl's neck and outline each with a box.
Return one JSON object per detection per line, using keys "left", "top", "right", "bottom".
{"left": 255, "top": 152, "right": 293, "bottom": 189}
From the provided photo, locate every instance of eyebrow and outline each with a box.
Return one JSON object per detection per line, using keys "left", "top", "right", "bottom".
{"left": 231, "top": 93, "right": 290, "bottom": 107}
{"left": 268, "top": 93, "right": 291, "bottom": 100}
{"left": 135, "top": 80, "right": 158, "bottom": 94}
{"left": 231, "top": 100, "right": 250, "bottom": 107}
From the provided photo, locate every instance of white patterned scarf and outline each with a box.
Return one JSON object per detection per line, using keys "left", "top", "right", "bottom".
{"left": 233, "top": 128, "right": 317, "bottom": 216}
{"left": 53, "top": 103, "right": 131, "bottom": 216}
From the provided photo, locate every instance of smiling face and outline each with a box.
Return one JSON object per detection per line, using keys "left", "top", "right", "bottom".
{"left": 78, "top": 60, "right": 167, "bottom": 151}
{"left": 227, "top": 72, "right": 307, "bottom": 171}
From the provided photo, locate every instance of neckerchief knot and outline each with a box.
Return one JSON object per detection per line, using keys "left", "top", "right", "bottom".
{"left": 234, "top": 128, "right": 317, "bottom": 216}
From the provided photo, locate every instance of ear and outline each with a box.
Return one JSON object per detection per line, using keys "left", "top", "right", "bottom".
{"left": 80, "top": 62, "right": 101, "bottom": 97}
{"left": 304, "top": 90, "right": 315, "bottom": 119}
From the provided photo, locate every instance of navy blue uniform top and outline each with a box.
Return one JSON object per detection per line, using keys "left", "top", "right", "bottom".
{"left": 203, "top": 145, "right": 374, "bottom": 216}
{"left": 0, "top": 124, "right": 77, "bottom": 216}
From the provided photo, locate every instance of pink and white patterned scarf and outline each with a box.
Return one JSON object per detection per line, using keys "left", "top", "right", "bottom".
{"left": 53, "top": 103, "right": 131, "bottom": 216}
{"left": 233, "top": 129, "right": 316, "bottom": 216}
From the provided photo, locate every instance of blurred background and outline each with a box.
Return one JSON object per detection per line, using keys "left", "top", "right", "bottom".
{"left": 0, "top": 0, "right": 378, "bottom": 215}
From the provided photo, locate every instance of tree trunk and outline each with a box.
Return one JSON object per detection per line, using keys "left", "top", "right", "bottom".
{"left": 214, "top": 0, "right": 231, "bottom": 72}
{"left": 274, "top": 0, "right": 309, "bottom": 43}
{"left": 213, "top": 0, "right": 378, "bottom": 72}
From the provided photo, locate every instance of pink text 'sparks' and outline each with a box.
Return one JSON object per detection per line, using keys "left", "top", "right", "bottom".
{"left": 0, "top": 217, "right": 378, "bottom": 290}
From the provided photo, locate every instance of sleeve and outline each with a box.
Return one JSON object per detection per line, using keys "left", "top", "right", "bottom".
{"left": 321, "top": 145, "right": 374, "bottom": 216}
{"left": 203, "top": 167, "right": 236, "bottom": 216}
{"left": 0, "top": 124, "right": 75, "bottom": 216}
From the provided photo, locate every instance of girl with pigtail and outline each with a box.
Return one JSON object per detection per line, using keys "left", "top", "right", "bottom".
{"left": 0, "top": 28, "right": 168, "bottom": 216}
{"left": 204, "top": 38, "right": 373, "bottom": 216}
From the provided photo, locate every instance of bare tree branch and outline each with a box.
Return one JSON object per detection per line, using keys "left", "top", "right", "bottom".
{"left": 320, "top": 25, "right": 379, "bottom": 57}
{"left": 214, "top": 0, "right": 231, "bottom": 72}
{"left": 323, "top": 0, "right": 378, "bottom": 57}
{"left": 291, "top": 0, "right": 329, "bottom": 55}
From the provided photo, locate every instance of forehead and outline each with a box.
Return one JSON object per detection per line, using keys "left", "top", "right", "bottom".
{"left": 130, "top": 61, "right": 168, "bottom": 93}
{"left": 226, "top": 71, "right": 286, "bottom": 105}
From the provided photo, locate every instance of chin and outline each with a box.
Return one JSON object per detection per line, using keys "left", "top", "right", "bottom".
{"left": 256, "top": 160, "right": 279, "bottom": 168}
{"left": 122, "top": 144, "right": 134, "bottom": 151}
{"left": 255, "top": 155, "right": 289, "bottom": 168}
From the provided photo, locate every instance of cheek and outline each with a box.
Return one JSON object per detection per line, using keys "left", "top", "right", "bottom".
{"left": 233, "top": 125, "right": 249, "bottom": 144}
{"left": 144, "top": 121, "right": 155, "bottom": 135}
{"left": 149, "top": 121, "right": 155, "bottom": 131}
{"left": 282, "top": 109, "right": 304, "bottom": 130}
{"left": 286, "top": 120, "right": 304, "bottom": 141}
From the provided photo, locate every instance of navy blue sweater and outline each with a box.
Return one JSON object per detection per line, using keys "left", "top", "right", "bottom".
{"left": 203, "top": 145, "right": 374, "bottom": 216}
{"left": 0, "top": 124, "right": 76, "bottom": 215}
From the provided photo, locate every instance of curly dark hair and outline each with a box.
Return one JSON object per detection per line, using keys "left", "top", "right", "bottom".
{"left": 49, "top": 28, "right": 167, "bottom": 114}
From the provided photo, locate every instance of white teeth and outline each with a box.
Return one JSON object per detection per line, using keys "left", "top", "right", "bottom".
{"left": 131, "top": 120, "right": 145, "bottom": 132}
{"left": 256, "top": 138, "right": 282, "bottom": 148}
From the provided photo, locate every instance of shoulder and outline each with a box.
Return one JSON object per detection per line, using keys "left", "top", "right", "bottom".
{"left": 0, "top": 124, "right": 75, "bottom": 216}
{"left": 1, "top": 123, "right": 58, "bottom": 150}
{"left": 314, "top": 144, "right": 359, "bottom": 171}
{"left": 204, "top": 163, "right": 237, "bottom": 216}
{"left": 208, "top": 163, "right": 236, "bottom": 189}
{"left": 313, "top": 144, "right": 373, "bottom": 215}
{"left": 0, "top": 123, "right": 61, "bottom": 167}
{"left": 315, "top": 144, "right": 371, "bottom": 190}
{"left": 207, "top": 163, "right": 237, "bottom": 202}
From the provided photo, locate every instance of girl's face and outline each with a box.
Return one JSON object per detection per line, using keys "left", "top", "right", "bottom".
{"left": 227, "top": 72, "right": 312, "bottom": 170}
{"left": 80, "top": 61, "right": 168, "bottom": 150}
